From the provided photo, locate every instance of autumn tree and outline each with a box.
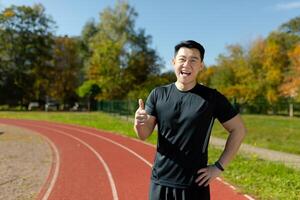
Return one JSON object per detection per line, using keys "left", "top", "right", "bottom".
{"left": 197, "top": 65, "right": 217, "bottom": 86}
{"left": 208, "top": 44, "right": 257, "bottom": 105}
{"left": 280, "top": 44, "right": 300, "bottom": 101}
{"left": 278, "top": 16, "right": 300, "bottom": 102}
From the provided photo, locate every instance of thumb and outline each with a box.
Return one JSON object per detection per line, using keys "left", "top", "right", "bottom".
{"left": 138, "top": 99, "right": 145, "bottom": 110}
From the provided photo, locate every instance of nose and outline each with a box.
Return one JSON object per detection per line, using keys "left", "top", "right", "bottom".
{"left": 183, "top": 59, "right": 192, "bottom": 67}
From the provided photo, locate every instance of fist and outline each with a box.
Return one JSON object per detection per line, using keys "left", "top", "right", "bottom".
{"left": 135, "top": 99, "right": 148, "bottom": 126}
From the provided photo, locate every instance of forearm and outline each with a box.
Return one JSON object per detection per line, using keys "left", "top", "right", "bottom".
{"left": 196, "top": 124, "right": 246, "bottom": 187}
{"left": 218, "top": 128, "right": 246, "bottom": 168}
{"left": 134, "top": 121, "right": 155, "bottom": 140}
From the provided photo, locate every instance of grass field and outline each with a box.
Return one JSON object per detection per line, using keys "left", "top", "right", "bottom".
{"left": 213, "top": 114, "right": 300, "bottom": 155}
{"left": 0, "top": 112, "right": 300, "bottom": 199}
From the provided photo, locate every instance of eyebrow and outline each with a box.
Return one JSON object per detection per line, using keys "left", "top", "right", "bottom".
{"left": 190, "top": 56, "right": 200, "bottom": 60}
{"left": 178, "top": 55, "right": 199, "bottom": 60}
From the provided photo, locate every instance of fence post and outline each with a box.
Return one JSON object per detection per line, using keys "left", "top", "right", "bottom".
{"left": 289, "top": 103, "right": 294, "bottom": 117}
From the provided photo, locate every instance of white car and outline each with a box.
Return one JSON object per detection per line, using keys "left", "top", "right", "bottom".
{"left": 28, "top": 102, "right": 39, "bottom": 111}
{"left": 45, "top": 102, "right": 59, "bottom": 111}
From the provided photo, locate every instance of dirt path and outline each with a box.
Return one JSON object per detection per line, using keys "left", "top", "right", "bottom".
{"left": 0, "top": 124, "right": 52, "bottom": 200}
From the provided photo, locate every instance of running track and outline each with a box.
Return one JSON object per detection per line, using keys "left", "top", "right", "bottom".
{"left": 0, "top": 119, "right": 254, "bottom": 200}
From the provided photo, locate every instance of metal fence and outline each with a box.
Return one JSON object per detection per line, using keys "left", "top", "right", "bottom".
{"left": 97, "top": 100, "right": 137, "bottom": 117}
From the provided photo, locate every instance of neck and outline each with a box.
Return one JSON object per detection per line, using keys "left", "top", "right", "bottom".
{"left": 175, "top": 81, "right": 197, "bottom": 91}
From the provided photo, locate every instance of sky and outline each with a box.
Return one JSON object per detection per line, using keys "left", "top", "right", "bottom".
{"left": 1, "top": 0, "right": 300, "bottom": 71}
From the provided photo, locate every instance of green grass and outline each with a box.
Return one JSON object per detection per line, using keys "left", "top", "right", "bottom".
{"left": 1, "top": 111, "right": 300, "bottom": 199}
{"left": 208, "top": 148, "right": 300, "bottom": 200}
{"left": 212, "top": 114, "right": 300, "bottom": 154}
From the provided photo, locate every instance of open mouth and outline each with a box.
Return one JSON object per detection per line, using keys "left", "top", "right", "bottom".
{"left": 180, "top": 71, "right": 191, "bottom": 77}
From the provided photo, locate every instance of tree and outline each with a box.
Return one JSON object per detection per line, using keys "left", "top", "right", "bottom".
{"left": 0, "top": 4, "right": 55, "bottom": 105}
{"left": 80, "top": 19, "right": 98, "bottom": 66}
{"left": 279, "top": 16, "right": 300, "bottom": 35}
{"left": 77, "top": 80, "right": 101, "bottom": 111}
{"left": 280, "top": 44, "right": 300, "bottom": 101}
{"left": 84, "top": 1, "right": 162, "bottom": 100}
{"left": 197, "top": 65, "right": 217, "bottom": 86}
{"left": 48, "top": 36, "right": 83, "bottom": 107}
{"left": 122, "top": 29, "right": 162, "bottom": 96}
{"left": 261, "top": 32, "right": 291, "bottom": 105}
{"left": 277, "top": 16, "right": 300, "bottom": 102}
{"left": 209, "top": 44, "right": 257, "bottom": 105}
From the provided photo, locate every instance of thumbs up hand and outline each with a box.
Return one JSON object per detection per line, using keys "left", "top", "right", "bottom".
{"left": 135, "top": 99, "right": 148, "bottom": 126}
{"left": 138, "top": 99, "right": 145, "bottom": 110}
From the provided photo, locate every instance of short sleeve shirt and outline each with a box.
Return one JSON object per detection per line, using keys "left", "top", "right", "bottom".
{"left": 145, "top": 83, "right": 238, "bottom": 188}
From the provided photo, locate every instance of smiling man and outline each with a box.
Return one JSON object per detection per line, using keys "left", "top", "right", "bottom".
{"left": 134, "top": 40, "right": 246, "bottom": 200}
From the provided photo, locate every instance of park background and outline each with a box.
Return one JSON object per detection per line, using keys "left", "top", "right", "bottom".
{"left": 0, "top": 0, "right": 300, "bottom": 199}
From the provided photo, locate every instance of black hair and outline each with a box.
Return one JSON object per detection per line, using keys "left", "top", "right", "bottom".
{"left": 174, "top": 40, "right": 205, "bottom": 61}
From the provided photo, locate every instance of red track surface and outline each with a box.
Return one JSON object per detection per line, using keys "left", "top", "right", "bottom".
{"left": 0, "top": 119, "right": 253, "bottom": 200}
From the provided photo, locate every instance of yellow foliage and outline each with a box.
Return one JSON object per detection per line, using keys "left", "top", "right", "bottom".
{"left": 288, "top": 44, "right": 300, "bottom": 70}
{"left": 280, "top": 44, "right": 300, "bottom": 98}
{"left": 197, "top": 66, "right": 216, "bottom": 85}
{"left": 267, "top": 89, "right": 278, "bottom": 104}
{"left": 222, "top": 85, "right": 257, "bottom": 104}
{"left": 3, "top": 9, "right": 15, "bottom": 18}
{"left": 266, "top": 68, "right": 281, "bottom": 84}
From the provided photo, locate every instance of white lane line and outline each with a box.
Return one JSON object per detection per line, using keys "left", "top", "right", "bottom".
{"left": 52, "top": 124, "right": 153, "bottom": 167}
{"left": 244, "top": 194, "right": 256, "bottom": 200}
{"left": 41, "top": 136, "right": 60, "bottom": 200}
{"left": 18, "top": 123, "right": 119, "bottom": 200}
{"left": 216, "top": 177, "right": 255, "bottom": 200}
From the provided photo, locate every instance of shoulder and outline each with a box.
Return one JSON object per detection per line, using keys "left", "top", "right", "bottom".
{"left": 195, "top": 83, "right": 218, "bottom": 100}
{"left": 151, "top": 83, "right": 174, "bottom": 94}
{"left": 197, "top": 83, "right": 216, "bottom": 93}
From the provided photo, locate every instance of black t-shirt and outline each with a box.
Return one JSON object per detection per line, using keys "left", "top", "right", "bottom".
{"left": 145, "top": 83, "right": 238, "bottom": 188}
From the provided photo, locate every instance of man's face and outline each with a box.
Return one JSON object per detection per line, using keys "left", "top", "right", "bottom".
{"left": 172, "top": 47, "right": 204, "bottom": 85}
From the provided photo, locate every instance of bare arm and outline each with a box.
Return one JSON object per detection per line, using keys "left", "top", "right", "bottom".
{"left": 196, "top": 114, "right": 246, "bottom": 186}
{"left": 217, "top": 114, "right": 247, "bottom": 168}
{"left": 134, "top": 99, "right": 157, "bottom": 140}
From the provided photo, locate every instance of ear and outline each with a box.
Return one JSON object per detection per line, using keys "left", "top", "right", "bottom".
{"left": 199, "top": 61, "right": 205, "bottom": 71}
{"left": 172, "top": 58, "right": 176, "bottom": 68}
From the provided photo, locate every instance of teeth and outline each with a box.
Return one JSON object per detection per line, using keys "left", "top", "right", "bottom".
{"left": 181, "top": 71, "right": 191, "bottom": 75}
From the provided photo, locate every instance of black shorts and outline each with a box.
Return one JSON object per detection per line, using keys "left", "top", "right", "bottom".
{"left": 149, "top": 181, "right": 210, "bottom": 200}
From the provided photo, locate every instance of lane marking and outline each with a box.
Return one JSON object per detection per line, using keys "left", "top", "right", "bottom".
{"left": 15, "top": 122, "right": 119, "bottom": 200}
{"left": 52, "top": 124, "right": 153, "bottom": 167}
{"left": 41, "top": 136, "right": 60, "bottom": 200}
{"left": 216, "top": 177, "right": 255, "bottom": 200}
{"left": 244, "top": 194, "right": 256, "bottom": 200}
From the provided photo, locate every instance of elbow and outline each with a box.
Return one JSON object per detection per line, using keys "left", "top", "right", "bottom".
{"left": 136, "top": 131, "right": 148, "bottom": 141}
{"left": 240, "top": 126, "right": 247, "bottom": 140}
{"left": 230, "top": 125, "right": 247, "bottom": 141}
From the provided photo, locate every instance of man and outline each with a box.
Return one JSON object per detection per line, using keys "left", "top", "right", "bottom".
{"left": 134, "top": 40, "right": 246, "bottom": 200}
